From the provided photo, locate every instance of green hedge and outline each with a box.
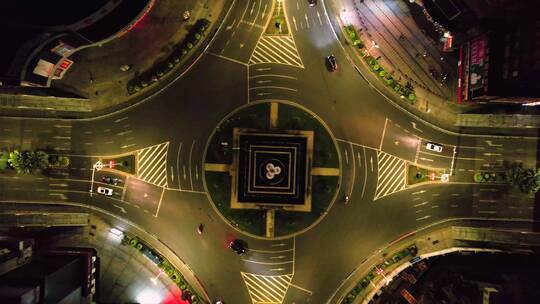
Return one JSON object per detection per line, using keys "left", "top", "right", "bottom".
{"left": 128, "top": 19, "right": 211, "bottom": 95}
{"left": 340, "top": 245, "right": 418, "bottom": 303}
{"left": 345, "top": 26, "right": 416, "bottom": 104}
{"left": 122, "top": 235, "right": 206, "bottom": 303}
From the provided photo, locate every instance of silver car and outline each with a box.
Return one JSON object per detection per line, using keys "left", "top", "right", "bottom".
{"left": 97, "top": 186, "right": 113, "bottom": 196}
{"left": 425, "top": 142, "right": 443, "bottom": 152}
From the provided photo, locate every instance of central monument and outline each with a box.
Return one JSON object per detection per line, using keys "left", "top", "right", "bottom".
{"left": 231, "top": 128, "right": 313, "bottom": 212}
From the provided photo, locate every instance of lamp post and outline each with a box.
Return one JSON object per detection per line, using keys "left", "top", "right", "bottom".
{"left": 90, "top": 161, "right": 103, "bottom": 196}
{"left": 150, "top": 269, "right": 164, "bottom": 285}
{"left": 367, "top": 40, "right": 379, "bottom": 53}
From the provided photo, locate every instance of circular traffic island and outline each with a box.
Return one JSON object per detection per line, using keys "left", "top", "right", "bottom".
{"left": 203, "top": 101, "right": 340, "bottom": 239}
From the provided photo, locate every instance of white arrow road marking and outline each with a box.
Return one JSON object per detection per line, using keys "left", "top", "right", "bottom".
{"left": 113, "top": 205, "right": 126, "bottom": 213}
{"left": 317, "top": 11, "right": 323, "bottom": 25}
{"left": 256, "top": 67, "right": 271, "bottom": 71}
{"left": 370, "top": 156, "right": 373, "bottom": 171}
{"left": 304, "top": 13, "right": 310, "bottom": 28}
{"left": 250, "top": 1, "right": 256, "bottom": 15}
{"left": 292, "top": 16, "right": 298, "bottom": 31}
{"left": 416, "top": 215, "right": 431, "bottom": 221}
{"left": 485, "top": 140, "right": 502, "bottom": 147}
{"left": 344, "top": 149, "right": 349, "bottom": 164}
{"left": 226, "top": 19, "right": 236, "bottom": 30}
{"left": 261, "top": 3, "right": 268, "bottom": 18}
{"left": 411, "top": 121, "right": 423, "bottom": 133}
{"left": 170, "top": 166, "right": 174, "bottom": 181}
{"left": 183, "top": 165, "right": 187, "bottom": 180}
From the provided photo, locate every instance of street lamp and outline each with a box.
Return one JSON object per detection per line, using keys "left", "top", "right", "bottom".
{"left": 90, "top": 161, "right": 103, "bottom": 195}
{"left": 150, "top": 269, "right": 164, "bottom": 285}
{"left": 364, "top": 40, "right": 379, "bottom": 57}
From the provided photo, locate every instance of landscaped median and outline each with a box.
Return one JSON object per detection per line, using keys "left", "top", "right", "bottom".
{"left": 340, "top": 245, "right": 418, "bottom": 304}
{"left": 121, "top": 233, "right": 207, "bottom": 303}
{"left": 344, "top": 25, "right": 416, "bottom": 103}
{"left": 127, "top": 19, "right": 211, "bottom": 95}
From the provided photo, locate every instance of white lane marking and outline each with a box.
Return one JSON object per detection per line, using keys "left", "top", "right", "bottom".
{"left": 114, "top": 117, "right": 128, "bottom": 123}
{"left": 317, "top": 11, "right": 323, "bottom": 25}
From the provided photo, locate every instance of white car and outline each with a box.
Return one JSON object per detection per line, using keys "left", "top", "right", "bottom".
{"left": 97, "top": 187, "right": 113, "bottom": 196}
{"left": 426, "top": 142, "right": 443, "bottom": 152}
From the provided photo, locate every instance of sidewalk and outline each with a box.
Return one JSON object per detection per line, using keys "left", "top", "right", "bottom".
{"left": 331, "top": 219, "right": 539, "bottom": 304}
{"left": 327, "top": 0, "right": 473, "bottom": 130}
{"left": 50, "top": 0, "right": 226, "bottom": 114}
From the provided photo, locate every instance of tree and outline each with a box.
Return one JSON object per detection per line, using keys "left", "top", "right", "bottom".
{"left": 8, "top": 150, "right": 49, "bottom": 174}
{"left": 506, "top": 162, "right": 540, "bottom": 194}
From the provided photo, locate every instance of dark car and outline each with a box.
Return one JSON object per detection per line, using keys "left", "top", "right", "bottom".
{"left": 326, "top": 55, "right": 337, "bottom": 72}
{"left": 229, "top": 239, "right": 247, "bottom": 255}
{"left": 102, "top": 176, "right": 121, "bottom": 186}
{"left": 308, "top": 0, "right": 317, "bottom": 6}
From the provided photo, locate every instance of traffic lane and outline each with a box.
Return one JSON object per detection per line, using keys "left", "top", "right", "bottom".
{"left": 207, "top": 0, "right": 255, "bottom": 55}
{"left": 241, "top": 0, "right": 271, "bottom": 25}
{"left": 0, "top": 118, "right": 72, "bottom": 152}
{"left": 295, "top": 50, "right": 387, "bottom": 149}
{"left": 292, "top": 196, "right": 402, "bottom": 303}
{"left": 241, "top": 246, "right": 294, "bottom": 276}
{"left": 140, "top": 189, "right": 252, "bottom": 304}
{"left": 249, "top": 86, "right": 299, "bottom": 102}
{"left": 338, "top": 140, "right": 355, "bottom": 197}
{"left": 380, "top": 118, "right": 419, "bottom": 162}
{"left": 72, "top": 54, "right": 247, "bottom": 159}
{"left": 122, "top": 177, "right": 163, "bottom": 216}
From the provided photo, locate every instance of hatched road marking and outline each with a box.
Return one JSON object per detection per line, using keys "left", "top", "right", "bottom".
{"left": 137, "top": 142, "right": 169, "bottom": 188}
{"left": 241, "top": 272, "right": 293, "bottom": 304}
{"left": 374, "top": 151, "right": 407, "bottom": 200}
{"left": 249, "top": 36, "right": 304, "bottom": 68}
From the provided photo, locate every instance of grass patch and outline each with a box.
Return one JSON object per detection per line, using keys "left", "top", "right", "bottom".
{"left": 274, "top": 175, "right": 338, "bottom": 237}
{"left": 0, "top": 151, "right": 8, "bottom": 171}
{"left": 265, "top": 3, "right": 289, "bottom": 35}
{"left": 206, "top": 103, "right": 270, "bottom": 164}
{"left": 276, "top": 104, "right": 338, "bottom": 168}
{"left": 205, "top": 171, "right": 266, "bottom": 236}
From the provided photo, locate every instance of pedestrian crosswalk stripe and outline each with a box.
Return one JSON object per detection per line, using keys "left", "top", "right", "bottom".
{"left": 250, "top": 36, "right": 304, "bottom": 68}
{"left": 137, "top": 142, "right": 169, "bottom": 188}
{"left": 241, "top": 272, "right": 293, "bottom": 304}
{"left": 374, "top": 151, "right": 407, "bottom": 200}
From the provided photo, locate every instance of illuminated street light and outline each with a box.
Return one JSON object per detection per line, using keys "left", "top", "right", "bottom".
{"left": 150, "top": 269, "right": 164, "bottom": 285}
{"left": 90, "top": 161, "right": 103, "bottom": 195}
{"left": 364, "top": 41, "right": 380, "bottom": 57}
{"left": 109, "top": 228, "right": 124, "bottom": 237}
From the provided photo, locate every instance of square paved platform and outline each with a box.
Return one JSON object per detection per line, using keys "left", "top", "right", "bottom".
{"left": 231, "top": 128, "right": 313, "bottom": 212}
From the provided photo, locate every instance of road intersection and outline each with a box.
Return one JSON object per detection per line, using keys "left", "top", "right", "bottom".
{"left": 0, "top": 0, "right": 538, "bottom": 303}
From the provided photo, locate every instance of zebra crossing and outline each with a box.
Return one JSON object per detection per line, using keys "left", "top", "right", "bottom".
{"left": 374, "top": 151, "right": 407, "bottom": 200}
{"left": 241, "top": 272, "right": 293, "bottom": 304}
{"left": 136, "top": 142, "right": 169, "bottom": 188}
{"left": 249, "top": 35, "right": 304, "bottom": 68}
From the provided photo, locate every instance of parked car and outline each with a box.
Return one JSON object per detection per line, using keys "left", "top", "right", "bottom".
{"left": 308, "top": 0, "right": 317, "bottom": 6}
{"left": 425, "top": 142, "right": 443, "bottom": 152}
{"left": 229, "top": 239, "right": 247, "bottom": 255}
{"left": 326, "top": 55, "right": 338, "bottom": 72}
{"left": 102, "top": 176, "right": 121, "bottom": 185}
{"left": 97, "top": 187, "right": 113, "bottom": 196}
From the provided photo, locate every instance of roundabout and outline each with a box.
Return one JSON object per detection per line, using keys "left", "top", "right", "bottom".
{"left": 203, "top": 100, "right": 341, "bottom": 239}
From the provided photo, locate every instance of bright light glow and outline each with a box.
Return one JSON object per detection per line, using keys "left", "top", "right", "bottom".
{"left": 441, "top": 174, "right": 450, "bottom": 183}
{"left": 109, "top": 228, "right": 123, "bottom": 237}
{"left": 136, "top": 288, "right": 162, "bottom": 304}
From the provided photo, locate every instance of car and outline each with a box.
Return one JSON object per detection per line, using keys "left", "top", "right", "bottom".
{"left": 425, "top": 142, "right": 443, "bottom": 152}
{"left": 96, "top": 187, "right": 113, "bottom": 196}
{"left": 308, "top": 0, "right": 317, "bottom": 6}
{"left": 102, "top": 176, "right": 121, "bottom": 185}
{"left": 326, "top": 55, "right": 337, "bottom": 72}
{"left": 229, "top": 239, "right": 247, "bottom": 255}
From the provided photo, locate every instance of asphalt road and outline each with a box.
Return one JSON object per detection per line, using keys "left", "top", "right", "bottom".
{"left": 0, "top": 0, "right": 539, "bottom": 303}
